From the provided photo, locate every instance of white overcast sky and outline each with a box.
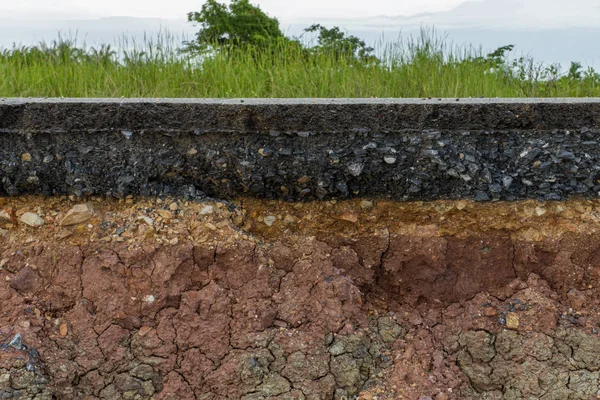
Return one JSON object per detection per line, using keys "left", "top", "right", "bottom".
{"left": 3, "top": 0, "right": 477, "bottom": 20}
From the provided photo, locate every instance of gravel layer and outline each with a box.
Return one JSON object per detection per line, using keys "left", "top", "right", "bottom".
{"left": 2, "top": 99, "right": 600, "bottom": 201}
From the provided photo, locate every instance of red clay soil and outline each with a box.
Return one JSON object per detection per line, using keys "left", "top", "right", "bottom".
{"left": 1, "top": 197, "right": 600, "bottom": 399}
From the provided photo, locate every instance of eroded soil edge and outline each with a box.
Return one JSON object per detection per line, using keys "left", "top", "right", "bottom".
{"left": 1, "top": 197, "right": 600, "bottom": 399}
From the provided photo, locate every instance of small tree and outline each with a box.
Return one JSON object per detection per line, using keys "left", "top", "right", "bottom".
{"left": 185, "top": 0, "right": 284, "bottom": 53}
{"left": 303, "top": 24, "right": 379, "bottom": 64}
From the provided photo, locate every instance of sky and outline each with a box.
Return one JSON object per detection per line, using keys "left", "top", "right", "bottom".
{"left": 3, "top": 0, "right": 477, "bottom": 20}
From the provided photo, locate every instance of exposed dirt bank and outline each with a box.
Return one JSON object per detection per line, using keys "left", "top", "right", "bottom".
{"left": 1, "top": 197, "right": 600, "bottom": 399}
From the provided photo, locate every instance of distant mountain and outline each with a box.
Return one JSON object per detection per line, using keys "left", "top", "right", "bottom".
{"left": 282, "top": 0, "right": 600, "bottom": 69}
{"left": 298, "top": 0, "right": 600, "bottom": 30}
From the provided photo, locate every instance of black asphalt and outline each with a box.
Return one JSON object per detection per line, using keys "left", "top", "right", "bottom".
{"left": 2, "top": 98, "right": 600, "bottom": 201}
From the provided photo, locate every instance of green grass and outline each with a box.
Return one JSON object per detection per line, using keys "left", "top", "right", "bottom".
{"left": 1, "top": 29, "right": 599, "bottom": 98}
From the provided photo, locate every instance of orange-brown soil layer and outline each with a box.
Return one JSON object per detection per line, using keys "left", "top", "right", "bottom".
{"left": 1, "top": 197, "right": 600, "bottom": 399}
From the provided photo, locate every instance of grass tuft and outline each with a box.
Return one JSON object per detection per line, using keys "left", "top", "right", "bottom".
{"left": 1, "top": 28, "right": 599, "bottom": 98}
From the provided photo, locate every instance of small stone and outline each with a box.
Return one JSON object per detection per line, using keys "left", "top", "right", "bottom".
{"left": 122, "top": 130, "right": 133, "bottom": 140}
{"left": 336, "top": 212, "right": 359, "bottom": 223}
{"left": 60, "top": 204, "right": 93, "bottom": 226}
{"left": 143, "top": 294, "right": 155, "bottom": 303}
{"left": 156, "top": 210, "right": 173, "bottom": 219}
{"left": 502, "top": 176, "right": 513, "bottom": 189}
{"left": 506, "top": 312, "right": 519, "bottom": 330}
{"left": 58, "top": 230, "right": 73, "bottom": 239}
{"left": 0, "top": 209, "right": 14, "bottom": 222}
{"left": 20, "top": 212, "right": 44, "bottom": 227}
{"left": 360, "top": 200, "right": 373, "bottom": 210}
{"left": 348, "top": 162, "right": 365, "bottom": 177}
{"left": 169, "top": 202, "right": 179, "bottom": 211}
{"left": 535, "top": 207, "right": 546, "bottom": 216}
{"left": 200, "top": 205, "right": 214, "bottom": 215}
{"left": 273, "top": 320, "right": 288, "bottom": 328}
{"left": 383, "top": 155, "right": 397, "bottom": 164}
{"left": 297, "top": 175, "right": 311, "bottom": 184}
{"left": 138, "top": 326, "right": 153, "bottom": 336}
{"left": 21, "top": 153, "right": 32, "bottom": 162}
{"left": 187, "top": 148, "right": 198, "bottom": 156}
{"left": 43, "top": 155, "right": 54, "bottom": 163}
{"left": 135, "top": 216, "right": 153, "bottom": 227}
{"left": 258, "top": 148, "right": 273, "bottom": 157}
{"left": 328, "top": 150, "right": 340, "bottom": 164}
{"left": 474, "top": 191, "right": 490, "bottom": 202}
{"left": 264, "top": 216, "right": 277, "bottom": 226}
{"left": 483, "top": 307, "right": 497, "bottom": 317}
{"left": 59, "top": 324, "right": 68, "bottom": 337}
{"left": 489, "top": 183, "right": 502, "bottom": 193}
{"left": 0, "top": 228, "right": 7, "bottom": 237}
{"left": 9, "top": 332, "right": 22, "bottom": 350}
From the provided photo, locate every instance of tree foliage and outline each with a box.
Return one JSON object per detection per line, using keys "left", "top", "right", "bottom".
{"left": 303, "top": 24, "right": 378, "bottom": 64}
{"left": 184, "top": 0, "right": 380, "bottom": 64}
{"left": 185, "top": 0, "right": 285, "bottom": 52}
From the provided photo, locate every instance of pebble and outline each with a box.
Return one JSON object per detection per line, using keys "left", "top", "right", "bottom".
{"left": 502, "top": 176, "right": 513, "bottom": 189}
{"left": 0, "top": 209, "right": 13, "bottom": 222}
{"left": 383, "top": 155, "right": 397, "bottom": 164}
{"left": 57, "top": 230, "right": 73, "bottom": 239}
{"left": 138, "top": 326, "right": 152, "bottom": 337}
{"left": 187, "top": 148, "right": 198, "bottom": 156}
{"left": 21, "top": 153, "right": 32, "bottom": 162}
{"left": 200, "top": 205, "right": 214, "bottom": 215}
{"left": 506, "top": 312, "right": 519, "bottom": 330}
{"left": 348, "top": 162, "right": 365, "bottom": 177}
{"left": 297, "top": 175, "right": 311, "bottom": 184}
{"left": 9, "top": 332, "right": 22, "bottom": 350}
{"left": 535, "top": 207, "right": 546, "bottom": 216}
{"left": 59, "top": 324, "right": 68, "bottom": 337}
{"left": 143, "top": 294, "right": 155, "bottom": 303}
{"left": 264, "top": 216, "right": 277, "bottom": 226}
{"left": 169, "top": 202, "right": 179, "bottom": 211}
{"left": 20, "top": 212, "right": 44, "bottom": 227}
{"left": 336, "top": 211, "right": 359, "bottom": 223}
{"left": 258, "top": 148, "right": 273, "bottom": 157}
{"left": 138, "top": 216, "right": 154, "bottom": 226}
{"left": 60, "top": 204, "right": 94, "bottom": 226}
{"left": 156, "top": 210, "right": 173, "bottom": 219}
{"left": 483, "top": 307, "right": 497, "bottom": 317}
{"left": 360, "top": 200, "right": 374, "bottom": 210}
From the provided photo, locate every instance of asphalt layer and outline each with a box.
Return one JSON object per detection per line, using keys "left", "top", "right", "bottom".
{"left": 2, "top": 99, "right": 600, "bottom": 201}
